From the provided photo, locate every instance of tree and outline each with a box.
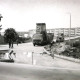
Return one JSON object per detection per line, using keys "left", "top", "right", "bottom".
{"left": 4, "top": 28, "right": 19, "bottom": 48}
{"left": 0, "top": 14, "right": 3, "bottom": 21}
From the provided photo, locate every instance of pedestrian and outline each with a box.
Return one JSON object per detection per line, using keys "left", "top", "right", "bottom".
{"left": 9, "top": 39, "right": 11, "bottom": 48}
{"left": 50, "top": 41, "right": 54, "bottom": 51}
{"left": 16, "top": 39, "right": 19, "bottom": 46}
{"left": 11, "top": 40, "right": 13, "bottom": 48}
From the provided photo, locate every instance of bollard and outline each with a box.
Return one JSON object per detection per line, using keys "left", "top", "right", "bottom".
{"left": 32, "top": 52, "right": 33, "bottom": 65}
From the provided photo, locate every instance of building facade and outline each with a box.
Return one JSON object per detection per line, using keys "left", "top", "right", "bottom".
{"left": 29, "top": 27, "right": 80, "bottom": 38}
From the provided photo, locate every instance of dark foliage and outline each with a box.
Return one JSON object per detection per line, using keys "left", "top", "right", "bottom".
{"left": 18, "top": 36, "right": 32, "bottom": 43}
{"left": 61, "top": 47, "right": 80, "bottom": 59}
{"left": 61, "top": 40, "right": 80, "bottom": 59}
{"left": 4, "top": 28, "right": 19, "bottom": 43}
{"left": 72, "top": 41, "right": 80, "bottom": 47}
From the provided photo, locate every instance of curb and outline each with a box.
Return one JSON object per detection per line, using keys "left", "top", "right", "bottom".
{"left": 54, "top": 54, "right": 80, "bottom": 63}
{"left": 44, "top": 48, "right": 80, "bottom": 64}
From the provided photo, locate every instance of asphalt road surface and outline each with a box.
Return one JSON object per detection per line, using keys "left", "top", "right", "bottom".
{"left": 0, "top": 42, "right": 80, "bottom": 80}
{"left": 1, "top": 42, "right": 80, "bottom": 69}
{"left": 0, "top": 62, "right": 80, "bottom": 80}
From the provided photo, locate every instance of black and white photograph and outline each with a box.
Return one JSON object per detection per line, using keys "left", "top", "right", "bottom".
{"left": 0, "top": 0, "right": 80, "bottom": 80}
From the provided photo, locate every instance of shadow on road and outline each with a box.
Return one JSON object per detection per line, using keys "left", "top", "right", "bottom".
{"left": 0, "top": 59, "right": 14, "bottom": 63}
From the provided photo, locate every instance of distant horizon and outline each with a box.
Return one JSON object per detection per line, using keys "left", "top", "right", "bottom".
{"left": 1, "top": 25, "right": 80, "bottom": 32}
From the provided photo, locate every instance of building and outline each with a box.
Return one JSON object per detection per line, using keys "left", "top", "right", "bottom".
{"left": 17, "top": 32, "right": 29, "bottom": 38}
{"left": 29, "top": 27, "right": 80, "bottom": 38}
{"left": 28, "top": 29, "right": 36, "bottom": 38}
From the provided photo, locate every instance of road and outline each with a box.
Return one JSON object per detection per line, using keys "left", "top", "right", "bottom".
{"left": 1, "top": 42, "right": 80, "bottom": 69}
{"left": 0, "top": 62, "right": 80, "bottom": 80}
{"left": 0, "top": 42, "right": 80, "bottom": 80}
{"left": 13, "top": 43, "right": 80, "bottom": 69}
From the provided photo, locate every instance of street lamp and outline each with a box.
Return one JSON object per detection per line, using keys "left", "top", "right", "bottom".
{"left": 69, "top": 13, "right": 71, "bottom": 43}
{"left": 67, "top": 13, "right": 71, "bottom": 44}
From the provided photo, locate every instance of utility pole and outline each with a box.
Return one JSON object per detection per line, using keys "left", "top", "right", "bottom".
{"left": 68, "top": 13, "right": 71, "bottom": 45}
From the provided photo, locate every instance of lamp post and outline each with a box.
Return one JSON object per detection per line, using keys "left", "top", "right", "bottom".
{"left": 69, "top": 13, "right": 71, "bottom": 44}
{"left": 67, "top": 13, "right": 71, "bottom": 44}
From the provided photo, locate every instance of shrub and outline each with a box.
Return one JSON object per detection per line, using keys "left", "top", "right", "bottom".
{"left": 73, "top": 41, "right": 80, "bottom": 47}
{"left": 61, "top": 47, "right": 80, "bottom": 59}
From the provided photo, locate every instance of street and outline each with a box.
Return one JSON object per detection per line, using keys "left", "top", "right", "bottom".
{"left": 0, "top": 42, "right": 80, "bottom": 80}
{"left": 0, "top": 62, "right": 80, "bottom": 80}
{"left": 13, "top": 42, "right": 80, "bottom": 69}
{"left": 1, "top": 42, "right": 80, "bottom": 69}
{"left": 0, "top": 0, "right": 80, "bottom": 79}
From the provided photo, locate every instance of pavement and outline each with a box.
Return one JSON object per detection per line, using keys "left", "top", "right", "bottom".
{"left": 0, "top": 43, "right": 80, "bottom": 70}
{"left": 0, "top": 43, "right": 80, "bottom": 80}
{"left": 0, "top": 62, "right": 80, "bottom": 80}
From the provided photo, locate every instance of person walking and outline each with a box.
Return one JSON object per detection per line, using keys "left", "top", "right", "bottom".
{"left": 16, "top": 39, "right": 19, "bottom": 46}
{"left": 9, "top": 39, "right": 11, "bottom": 48}
{"left": 11, "top": 40, "right": 13, "bottom": 48}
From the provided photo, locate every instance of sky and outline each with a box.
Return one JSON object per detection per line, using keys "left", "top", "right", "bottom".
{"left": 0, "top": 0, "right": 80, "bottom": 32}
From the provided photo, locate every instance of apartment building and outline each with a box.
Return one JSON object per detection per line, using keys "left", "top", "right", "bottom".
{"left": 29, "top": 27, "right": 80, "bottom": 38}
